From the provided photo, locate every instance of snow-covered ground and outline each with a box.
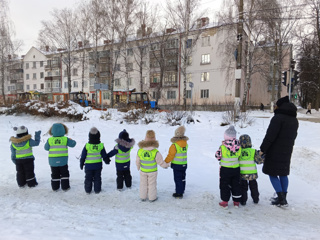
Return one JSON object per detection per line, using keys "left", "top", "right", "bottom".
{"left": 1, "top": 106, "right": 320, "bottom": 240}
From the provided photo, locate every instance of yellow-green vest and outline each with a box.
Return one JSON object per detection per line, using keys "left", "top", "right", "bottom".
{"left": 115, "top": 145, "right": 132, "bottom": 164}
{"left": 239, "top": 148, "right": 257, "bottom": 174}
{"left": 85, "top": 143, "right": 104, "bottom": 164}
{"left": 48, "top": 136, "right": 68, "bottom": 157}
{"left": 220, "top": 145, "right": 241, "bottom": 168}
{"left": 138, "top": 149, "right": 158, "bottom": 173}
{"left": 12, "top": 141, "right": 33, "bottom": 159}
{"left": 172, "top": 143, "right": 188, "bottom": 165}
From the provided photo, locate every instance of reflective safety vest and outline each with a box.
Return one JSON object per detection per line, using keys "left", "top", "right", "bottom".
{"left": 12, "top": 141, "right": 33, "bottom": 159}
{"left": 220, "top": 145, "right": 241, "bottom": 168}
{"left": 85, "top": 143, "right": 104, "bottom": 164}
{"left": 138, "top": 149, "right": 158, "bottom": 173}
{"left": 172, "top": 143, "right": 188, "bottom": 165}
{"left": 48, "top": 136, "right": 68, "bottom": 157}
{"left": 115, "top": 145, "right": 132, "bottom": 164}
{"left": 239, "top": 148, "right": 257, "bottom": 174}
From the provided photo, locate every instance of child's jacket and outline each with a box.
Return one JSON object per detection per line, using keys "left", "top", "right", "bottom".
{"left": 10, "top": 132, "right": 41, "bottom": 164}
{"left": 108, "top": 138, "right": 135, "bottom": 171}
{"left": 80, "top": 143, "right": 109, "bottom": 170}
{"left": 44, "top": 123, "right": 76, "bottom": 167}
{"left": 215, "top": 139, "right": 241, "bottom": 168}
{"left": 165, "top": 140, "right": 188, "bottom": 170}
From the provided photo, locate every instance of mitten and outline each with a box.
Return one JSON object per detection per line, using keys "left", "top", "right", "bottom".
{"left": 104, "top": 157, "right": 111, "bottom": 165}
{"left": 80, "top": 162, "right": 84, "bottom": 170}
{"left": 35, "top": 130, "right": 41, "bottom": 136}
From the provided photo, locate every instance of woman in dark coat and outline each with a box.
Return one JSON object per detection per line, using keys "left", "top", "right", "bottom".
{"left": 260, "top": 96, "right": 299, "bottom": 207}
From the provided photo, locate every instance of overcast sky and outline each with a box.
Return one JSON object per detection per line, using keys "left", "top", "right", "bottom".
{"left": 8, "top": 0, "right": 222, "bottom": 55}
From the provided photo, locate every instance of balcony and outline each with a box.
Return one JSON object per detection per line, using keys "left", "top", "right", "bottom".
{"left": 150, "top": 82, "right": 160, "bottom": 88}
{"left": 45, "top": 76, "right": 61, "bottom": 81}
{"left": 44, "top": 63, "right": 60, "bottom": 71}
{"left": 45, "top": 87, "right": 61, "bottom": 93}
{"left": 163, "top": 81, "right": 178, "bottom": 88}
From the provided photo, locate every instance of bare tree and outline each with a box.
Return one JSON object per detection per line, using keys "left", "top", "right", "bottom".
{"left": 38, "top": 8, "right": 79, "bottom": 97}
{"left": 166, "top": 0, "right": 205, "bottom": 110}
{"left": 0, "top": 0, "right": 17, "bottom": 104}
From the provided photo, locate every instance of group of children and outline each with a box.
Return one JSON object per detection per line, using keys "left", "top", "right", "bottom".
{"left": 9, "top": 123, "right": 263, "bottom": 208}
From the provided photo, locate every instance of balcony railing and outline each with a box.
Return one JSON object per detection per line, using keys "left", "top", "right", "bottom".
{"left": 45, "top": 76, "right": 61, "bottom": 81}
{"left": 150, "top": 82, "right": 160, "bottom": 88}
{"left": 45, "top": 87, "right": 61, "bottom": 93}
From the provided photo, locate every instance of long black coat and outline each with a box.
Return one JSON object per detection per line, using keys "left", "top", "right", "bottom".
{"left": 260, "top": 102, "right": 299, "bottom": 176}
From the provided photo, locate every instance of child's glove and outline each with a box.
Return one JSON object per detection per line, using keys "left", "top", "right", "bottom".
{"left": 104, "top": 157, "right": 111, "bottom": 165}
{"left": 35, "top": 130, "right": 41, "bottom": 136}
{"left": 80, "top": 162, "right": 84, "bottom": 170}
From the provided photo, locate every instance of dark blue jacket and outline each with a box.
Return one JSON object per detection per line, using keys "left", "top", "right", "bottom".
{"left": 80, "top": 144, "right": 109, "bottom": 170}
{"left": 108, "top": 138, "right": 135, "bottom": 171}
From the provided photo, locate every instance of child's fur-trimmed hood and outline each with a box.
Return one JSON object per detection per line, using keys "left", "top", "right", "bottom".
{"left": 116, "top": 138, "right": 135, "bottom": 149}
{"left": 10, "top": 134, "right": 31, "bottom": 144}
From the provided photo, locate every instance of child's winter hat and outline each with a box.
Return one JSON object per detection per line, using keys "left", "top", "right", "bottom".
{"left": 171, "top": 126, "right": 189, "bottom": 143}
{"left": 118, "top": 129, "right": 130, "bottom": 141}
{"left": 138, "top": 130, "right": 159, "bottom": 148}
{"left": 239, "top": 134, "right": 252, "bottom": 148}
{"left": 224, "top": 125, "right": 237, "bottom": 140}
{"left": 14, "top": 126, "right": 28, "bottom": 138}
{"left": 145, "top": 130, "right": 156, "bottom": 141}
{"left": 89, "top": 127, "right": 101, "bottom": 144}
{"left": 276, "top": 95, "right": 289, "bottom": 107}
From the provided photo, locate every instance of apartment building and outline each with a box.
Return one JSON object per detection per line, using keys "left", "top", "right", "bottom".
{"left": 3, "top": 19, "right": 291, "bottom": 108}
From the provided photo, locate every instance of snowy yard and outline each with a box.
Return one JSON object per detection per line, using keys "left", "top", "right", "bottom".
{"left": 1, "top": 107, "right": 320, "bottom": 240}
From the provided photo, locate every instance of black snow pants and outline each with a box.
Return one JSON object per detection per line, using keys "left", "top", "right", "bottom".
{"left": 51, "top": 165, "right": 70, "bottom": 191}
{"left": 16, "top": 158, "right": 38, "bottom": 187}
{"left": 84, "top": 169, "right": 102, "bottom": 193}
{"left": 116, "top": 169, "right": 132, "bottom": 189}
{"left": 240, "top": 179, "right": 259, "bottom": 203}
{"left": 219, "top": 167, "right": 242, "bottom": 202}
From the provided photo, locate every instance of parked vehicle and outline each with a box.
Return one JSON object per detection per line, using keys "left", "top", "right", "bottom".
{"left": 69, "top": 91, "right": 91, "bottom": 106}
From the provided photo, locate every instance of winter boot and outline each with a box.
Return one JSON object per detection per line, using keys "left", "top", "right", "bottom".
{"left": 271, "top": 192, "right": 288, "bottom": 207}
{"left": 219, "top": 201, "right": 228, "bottom": 209}
{"left": 233, "top": 202, "right": 240, "bottom": 208}
{"left": 172, "top": 193, "right": 183, "bottom": 199}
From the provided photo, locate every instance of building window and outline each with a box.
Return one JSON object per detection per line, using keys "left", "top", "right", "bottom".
{"left": 40, "top": 61, "right": 43, "bottom": 67}
{"left": 126, "top": 63, "right": 133, "bottom": 71}
{"left": 26, "top": 63, "right": 29, "bottom": 69}
{"left": 152, "top": 91, "right": 160, "bottom": 99}
{"left": 143, "top": 77, "right": 147, "bottom": 84}
{"left": 33, "top": 73, "right": 37, "bottom": 79}
{"left": 151, "top": 74, "right": 160, "bottom": 83}
{"left": 33, "top": 62, "right": 36, "bottom": 69}
{"left": 186, "top": 90, "right": 192, "bottom": 99}
{"left": 73, "top": 81, "right": 78, "bottom": 88}
{"left": 33, "top": 84, "right": 37, "bottom": 89}
{"left": 115, "top": 64, "right": 120, "bottom": 71}
{"left": 167, "top": 91, "right": 176, "bottom": 99}
{"left": 151, "top": 43, "right": 160, "bottom": 51}
{"left": 84, "top": 81, "right": 88, "bottom": 87}
{"left": 166, "top": 39, "right": 178, "bottom": 48}
{"left": 186, "top": 39, "right": 192, "bottom": 48}
{"left": 64, "top": 70, "right": 67, "bottom": 77}
{"left": 26, "top": 85, "right": 30, "bottom": 90}
{"left": 127, "top": 48, "right": 133, "bottom": 56}
{"left": 73, "top": 68, "right": 78, "bottom": 76}
{"left": 202, "top": 36, "right": 210, "bottom": 47}
{"left": 41, "top": 83, "right": 44, "bottom": 89}
{"left": 201, "top": 89, "right": 209, "bottom": 98}
{"left": 103, "top": 92, "right": 110, "bottom": 99}
{"left": 64, "top": 82, "right": 68, "bottom": 89}
{"left": 46, "top": 82, "right": 51, "bottom": 88}
{"left": 201, "top": 54, "right": 210, "bottom": 64}
{"left": 40, "top": 72, "right": 44, "bottom": 78}
{"left": 164, "top": 72, "right": 176, "bottom": 84}
{"left": 187, "top": 73, "right": 192, "bottom": 82}
{"left": 201, "top": 72, "right": 209, "bottom": 82}
{"left": 115, "top": 79, "right": 120, "bottom": 86}
{"left": 187, "top": 56, "right": 192, "bottom": 66}
{"left": 128, "top": 78, "right": 132, "bottom": 85}
{"left": 26, "top": 74, "right": 29, "bottom": 80}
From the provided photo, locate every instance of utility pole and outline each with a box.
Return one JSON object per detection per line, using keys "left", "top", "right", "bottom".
{"left": 235, "top": 0, "right": 243, "bottom": 114}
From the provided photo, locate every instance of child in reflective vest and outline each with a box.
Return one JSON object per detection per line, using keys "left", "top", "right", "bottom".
{"left": 164, "top": 126, "right": 189, "bottom": 199}
{"left": 136, "top": 130, "right": 168, "bottom": 202}
{"left": 215, "top": 125, "right": 242, "bottom": 209}
{"left": 44, "top": 123, "right": 76, "bottom": 191}
{"left": 107, "top": 129, "right": 135, "bottom": 191}
{"left": 239, "top": 134, "right": 264, "bottom": 205}
{"left": 10, "top": 126, "right": 41, "bottom": 188}
{"left": 80, "top": 127, "right": 110, "bottom": 194}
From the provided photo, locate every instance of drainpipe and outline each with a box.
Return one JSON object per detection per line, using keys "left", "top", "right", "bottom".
{"left": 178, "top": 33, "right": 182, "bottom": 104}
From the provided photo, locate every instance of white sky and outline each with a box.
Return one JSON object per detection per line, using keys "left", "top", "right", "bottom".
{"left": 8, "top": 0, "right": 222, "bottom": 55}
